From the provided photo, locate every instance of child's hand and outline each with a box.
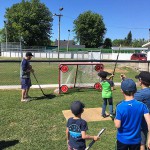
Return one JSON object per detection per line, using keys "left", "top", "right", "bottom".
{"left": 120, "top": 74, "right": 126, "bottom": 79}
{"left": 93, "top": 136, "right": 100, "bottom": 141}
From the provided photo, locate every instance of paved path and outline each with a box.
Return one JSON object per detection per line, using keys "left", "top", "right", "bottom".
{"left": 0, "top": 84, "right": 59, "bottom": 89}
{"left": 0, "top": 83, "right": 121, "bottom": 90}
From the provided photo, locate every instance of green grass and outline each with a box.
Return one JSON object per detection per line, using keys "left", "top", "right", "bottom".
{"left": 0, "top": 61, "right": 139, "bottom": 85}
{"left": 0, "top": 61, "right": 141, "bottom": 149}
{"left": 0, "top": 87, "right": 125, "bottom": 150}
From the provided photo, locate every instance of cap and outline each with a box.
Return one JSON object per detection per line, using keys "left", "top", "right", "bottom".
{"left": 26, "top": 52, "right": 34, "bottom": 57}
{"left": 71, "top": 101, "right": 85, "bottom": 115}
{"left": 135, "top": 71, "right": 150, "bottom": 84}
{"left": 121, "top": 78, "right": 137, "bottom": 92}
{"left": 98, "top": 71, "right": 111, "bottom": 78}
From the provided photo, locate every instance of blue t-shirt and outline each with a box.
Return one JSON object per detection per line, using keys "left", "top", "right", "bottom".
{"left": 134, "top": 88, "right": 150, "bottom": 131}
{"left": 115, "top": 99, "right": 149, "bottom": 144}
{"left": 67, "top": 117, "right": 88, "bottom": 150}
{"left": 134, "top": 88, "right": 150, "bottom": 112}
{"left": 20, "top": 58, "right": 30, "bottom": 78}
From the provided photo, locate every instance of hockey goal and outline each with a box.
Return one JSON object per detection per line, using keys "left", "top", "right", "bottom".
{"left": 58, "top": 62, "right": 104, "bottom": 94}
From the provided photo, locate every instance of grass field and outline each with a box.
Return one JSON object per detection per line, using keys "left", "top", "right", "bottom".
{"left": 0, "top": 87, "right": 126, "bottom": 150}
{"left": 0, "top": 61, "right": 140, "bottom": 149}
{"left": 0, "top": 61, "right": 139, "bottom": 85}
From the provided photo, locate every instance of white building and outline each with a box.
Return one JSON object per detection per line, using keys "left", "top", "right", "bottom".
{"left": 142, "top": 42, "right": 150, "bottom": 60}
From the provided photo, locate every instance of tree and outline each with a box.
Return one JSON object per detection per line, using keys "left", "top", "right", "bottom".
{"left": 125, "top": 31, "right": 132, "bottom": 46}
{"left": 0, "top": 29, "right": 5, "bottom": 43}
{"left": 112, "top": 39, "right": 124, "bottom": 46}
{"left": 4, "top": 0, "right": 53, "bottom": 46}
{"left": 103, "top": 38, "right": 112, "bottom": 48}
{"left": 73, "top": 11, "right": 106, "bottom": 48}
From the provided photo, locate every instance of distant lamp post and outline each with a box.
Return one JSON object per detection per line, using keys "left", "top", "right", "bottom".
{"left": 149, "top": 28, "right": 150, "bottom": 42}
{"left": 53, "top": 7, "right": 63, "bottom": 59}
{"left": 67, "top": 30, "right": 70, "bottom": 52}
{"left": 20, "top": 34, "right": 23, "bottom": 58}
{"left": 4, "top": 21, "right": 8, "bottom": 51}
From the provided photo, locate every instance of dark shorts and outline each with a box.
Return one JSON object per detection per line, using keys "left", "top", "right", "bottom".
{"left": 117, "top": 140, "right": 140, "bottom": 150}
{"left": 68, "top": 144, "right": 85, "bottom": 150}
{"left": 21, "top": 78, "right": 31, "bottom": 89}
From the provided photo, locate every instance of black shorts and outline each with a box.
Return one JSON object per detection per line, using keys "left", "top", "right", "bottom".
{"left": 117, "top": 140, "right": 140, "bottom": 150}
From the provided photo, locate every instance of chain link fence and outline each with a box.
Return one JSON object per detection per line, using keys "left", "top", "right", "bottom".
{"left": 0, "top": 60, "right": 149, "bottom": 86}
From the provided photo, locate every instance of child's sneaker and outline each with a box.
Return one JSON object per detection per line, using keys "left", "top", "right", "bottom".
{"left": 102, "top": 114, "right": 107, "bottom": 118}
{"left": 109, "top": 114, "right": 114, "bottom": 120}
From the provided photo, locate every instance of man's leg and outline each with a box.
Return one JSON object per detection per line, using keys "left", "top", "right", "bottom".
{"left": 21, "top": 89, "right": 27, "bottom": 100}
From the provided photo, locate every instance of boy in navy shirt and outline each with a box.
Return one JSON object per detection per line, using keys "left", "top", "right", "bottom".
{"left": 114, "top": 79, "right": 150, "bottom": 150}
{"left": 66, "top": 101, "right": 99, "bottom": 150}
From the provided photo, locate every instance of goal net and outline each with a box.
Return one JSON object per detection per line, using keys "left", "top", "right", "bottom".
{"left": 58, "top": 62, "right": 104, "bottom": 93}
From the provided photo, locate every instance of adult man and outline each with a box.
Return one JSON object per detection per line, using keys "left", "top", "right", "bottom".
{"left": 134, "top": 71, "right": 150, "bottom": 150}
{"left": 20, "top": 52, "right": 34, "bottom": 102}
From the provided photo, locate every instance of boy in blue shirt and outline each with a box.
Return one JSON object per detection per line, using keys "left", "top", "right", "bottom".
{"left": 66, "top": 101, "right": 99, "bottom": 150}
{"left": 114, "top": 79, "right": 150, "bottom": 150}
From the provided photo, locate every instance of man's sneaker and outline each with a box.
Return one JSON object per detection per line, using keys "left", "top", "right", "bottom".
{"left": 21, "top": 98, "right": 30, "bottom": 102}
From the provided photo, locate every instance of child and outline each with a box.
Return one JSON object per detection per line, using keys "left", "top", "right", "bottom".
{"left": 66, "top": 101, "right": 99, "bottom": 150}
{"left": 114, "top": 78, "right": 150, "bottom": 150}
{"left": 121, "top": 72, "right": 150, "bottom": 150}
{"left": 98, "top": 71, "right": 114, "bottom": 118}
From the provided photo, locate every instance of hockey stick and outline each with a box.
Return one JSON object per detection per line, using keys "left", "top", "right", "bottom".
{"left": 32, "top": 72, "right": 50, "bottom": 97}
{"left": 112, "top": 45, "right": 121, "bottom": 80}
{"left": 85, "top": 128, "right": 106, "bottom": 150}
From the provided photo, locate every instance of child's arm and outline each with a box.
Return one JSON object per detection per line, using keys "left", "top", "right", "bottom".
{"left": 108, "top": 74, "right": 114, "bottom": 80}
{"left": 66, "top": 128, "right": 69, "bottom": 144}
{"left": 81, "top": 131, "right": 99, "bottom": 141}
{"left": 114, "top": 119, "right": 121, "bottom": 128}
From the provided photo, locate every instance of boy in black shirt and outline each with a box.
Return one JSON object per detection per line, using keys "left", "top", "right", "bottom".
{"left": 66, "top": 101, "right": 99, "bottom": 150}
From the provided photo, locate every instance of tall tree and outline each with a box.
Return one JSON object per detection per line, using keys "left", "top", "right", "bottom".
{"left": 4, "top": 0, "right": 53, "bottom": 46}
{"left": 103, "top": 38, "right": 112, "bottom": 48}
{"left": 126, "top": 31, "right": 132, "bottom": 46}
{"left": 73, "top": 11, "right": 106, "bottom": 48}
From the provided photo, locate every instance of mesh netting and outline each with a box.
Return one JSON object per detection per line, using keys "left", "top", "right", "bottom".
{"left": 59, "top": 62, "right": 104, "bottom": 93}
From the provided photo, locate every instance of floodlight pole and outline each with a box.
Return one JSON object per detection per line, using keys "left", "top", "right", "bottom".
{"left": 53, "top": 8, "right": 63, "bottom": 59}
{"left": 149, "top": 28, "right": 150, "bottom": 42}
{"left": 4, "top": 21, "right": 8, "bottom": 52}
{"left": 67, "top": 30, "right": 70, "bottom": 52}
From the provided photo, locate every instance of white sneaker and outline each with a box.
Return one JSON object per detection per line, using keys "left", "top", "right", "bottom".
{"left": 21, "top": 98, "right": 30, "bottom": 102}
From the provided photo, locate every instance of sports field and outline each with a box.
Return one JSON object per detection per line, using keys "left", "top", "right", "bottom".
{"left": 0, "top": 62, "right": 140, "bottom": 149}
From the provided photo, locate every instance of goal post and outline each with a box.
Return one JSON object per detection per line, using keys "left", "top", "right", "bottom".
{"left": 58, "top": 62, "right": 104, "bottom": 94}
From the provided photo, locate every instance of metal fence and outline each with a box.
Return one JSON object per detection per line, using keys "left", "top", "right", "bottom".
{"left": 0, "top": 60, "right": 149, "bottom": 86}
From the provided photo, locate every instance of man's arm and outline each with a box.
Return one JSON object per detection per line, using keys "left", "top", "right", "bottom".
{"left": 144, "top": 113, "right": 150, "bottom": 149}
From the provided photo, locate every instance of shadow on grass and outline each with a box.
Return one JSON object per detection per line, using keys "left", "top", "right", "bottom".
{"left": 64, "top": 87, "right": 100, "bottom": 95}
{"left": 0, "top": 140, "right": 19, "bottom": 149}
{"left": 31, "top": 94, "right": 56, "bottom": 100}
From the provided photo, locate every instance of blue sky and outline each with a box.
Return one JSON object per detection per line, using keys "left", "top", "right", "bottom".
{"left": 0, "top": 0, "right": 150, "bottom": 42}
